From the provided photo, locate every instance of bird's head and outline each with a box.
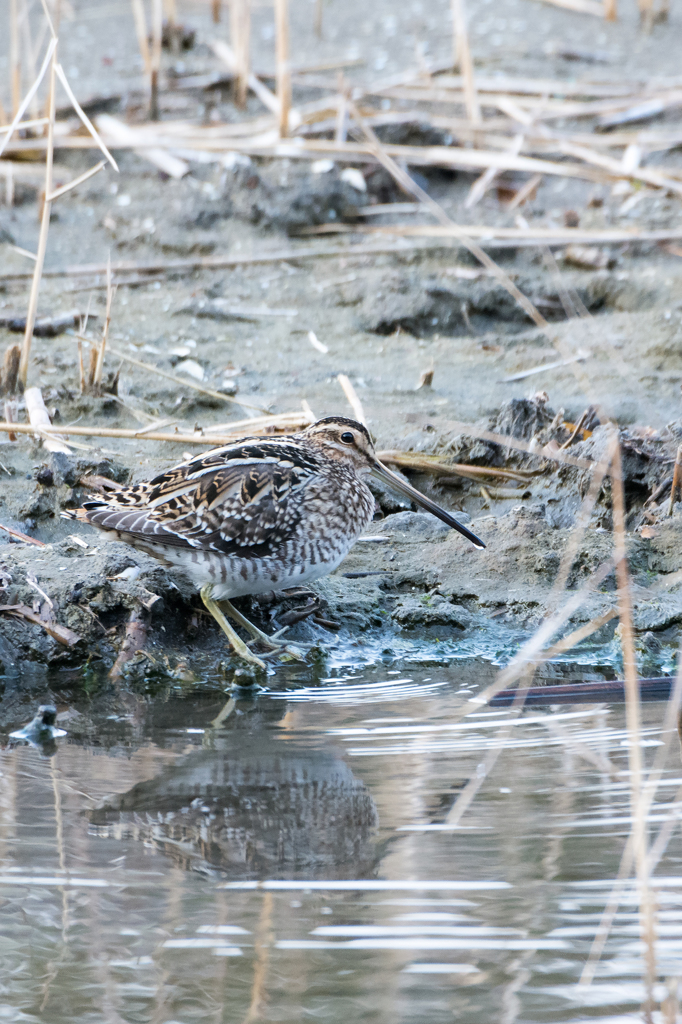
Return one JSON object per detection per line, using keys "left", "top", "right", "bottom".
{"left": 301, "top": 417, "right": 485, "bottom": 549}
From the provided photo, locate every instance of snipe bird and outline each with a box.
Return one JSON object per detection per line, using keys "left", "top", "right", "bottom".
{"left": 64, "top": 417, "right": 485, "bottom": 668}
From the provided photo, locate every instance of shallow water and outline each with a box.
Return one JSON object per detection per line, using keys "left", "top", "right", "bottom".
{"left": 1, "top": 660, "right": 681, "bottom": 1024}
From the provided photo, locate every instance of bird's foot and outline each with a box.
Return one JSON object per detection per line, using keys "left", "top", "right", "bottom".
{"left": 219, "top": 598, "right": 309, "bottom": 662}
{"left": 201, "top": 585, "right": 267, "bottom": 670}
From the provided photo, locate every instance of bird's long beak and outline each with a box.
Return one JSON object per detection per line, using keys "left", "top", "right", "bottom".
{"left": 370, "top": 460, "right": 486, "bottom": 549}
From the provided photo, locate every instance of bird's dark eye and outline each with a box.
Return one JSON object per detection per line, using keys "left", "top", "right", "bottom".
{"left": 340, "top": 431, "right": 355, "bottom": 444}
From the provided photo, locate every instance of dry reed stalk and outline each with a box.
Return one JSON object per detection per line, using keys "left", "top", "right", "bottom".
{"left": 0, "top": 419, "right": 311, "bottom": 446}
{"left": 506, "top": 173, "right": 542, "bottom": 210}
{"left": 150, "top": 0, "right": 163, "bottom": 120}
{"left": 105, "top": 345, "right": 266, "bottom": 411}
{"left": 557, "top": 139, "right": 682, "bottom": 197}
{"left": 274, "top": 0, "right": 291, "bottom": 138}
{"left": 534, "top": 0, "right": 604, "bottom": 13}
{"left": 46, "top": 159, "right": 106, "bottom": 201}
{"left": 446, "top": 683, "right": 529, "bottom": 827}
{"left": 0, "top": 36, "right": 56, "bottom": 160}
{"left": 212, "top": 0, "right": 222, "bottom": 22}
{"left": 610, "top": 429, "right": 657, "bottom": 1019}
{"left": 109, "top": 609, "right": 148, "bottom": 682}
{"left": 209, "top": 40, "right": 280, "bottom": 115}
{"left": 18, "top": 36, "right": 57, "bottom": 392}
{"left": 24, "top": 386, "right": 71, "bottom": 454}
{"left": 337, "top": 374, "right": 367, "bottom": 426}
{"left": 299, "top": 222, "right": 682, "bottom": 246}
{"left": 581, "top": 658, "right": 682, "bottom": 986}
{"left": 130, "top": 0, "right": 152, "bottom": 79}
{"left": 0, "top": 241, "right": 445, "bottom": 282}
{"left": 93, "top": 263, "right": 115, "bottom": 392}
{"left": 545, "top": 453, "right": 612, "bottom": 605}
{"left": 230, "top": 0, "right": 251, "bottom": 108}
{"left": 10, "top": 0, "right": 20, "bottom": 116}
{"left": 542, "top": 608, "right": 619, "bottom": 659}
{"left": 465, "top": 133, "right": 524, "bottom": 208}
{"left": 0, "top": 522, "right": 46, "bottom": 546}
{"left": 0, "top": 116, "right": 49, "bottom": 135}
{"left": 203, "top": 409, "right": 314, "bottom": 433}
{"left": 462, "top": 555, "right": 619, "bottom": 714}
{"left": 668, "top": 443, "right": 682, "bottom": 515}
{"left": 0, "top": 344, "right": 21, "bottom": 398}
{"left": 377, "top": 450, "right": 534, "bottom": 483}
{"left": 95, "top": 114, "right": 188, "bottom": 177}
{"left": 77, "top": 338, "right": 84, "bottom": 391}
{"left": 604, "top": 0, "right": 617, "bottom": 17}
{"left": 451, "top": 0, "right": 480, "bottom": 124}
{"left": 347, "top": 102, "right": 549, "bottom": 332}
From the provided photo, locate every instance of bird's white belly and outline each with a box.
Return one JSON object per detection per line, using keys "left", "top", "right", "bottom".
{"left": 147, "top": 537, "right": 356, "bottom": 601}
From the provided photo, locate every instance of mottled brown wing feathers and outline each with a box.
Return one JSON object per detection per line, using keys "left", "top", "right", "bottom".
{"left": 76, "top": 441, "right": 318, "bottom": 557}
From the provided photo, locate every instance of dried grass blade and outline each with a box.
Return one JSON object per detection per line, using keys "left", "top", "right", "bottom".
{"left": 54, "top": 63, "right": 119, "bottom": 171}
{"left": 0, "top": 603, "right": 82, "bottom": 646}
{"left": 0, "top": 523, "right": 46, "bottom": 546}
{"left": 610, "top": 428, "right": 657, "bottom": 1017}
{"left": 0, "top": 421, "right": 300, "bottom": 445}
{"left": 24, "top": 386, "right": 71, "bottom": 453}
{"left": 337, "top": 374, "right": 367, "bottom": 426}
{"left": 93, "top": 262, "right": 115, "bottom": 389}
{"left": 18, "top": 41, "right": 58, "bottom": 390}
{"left": 451, "top": 0, "right": 480, "bottom": 123}
{"left": 0, "top": 36, "right": 57, "bottom": 159}
{"left": 46, "top": 159, "right": 105, "bottom": 202}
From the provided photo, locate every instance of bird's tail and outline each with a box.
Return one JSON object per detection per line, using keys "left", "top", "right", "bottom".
{"left": 61, "top": 508, "right": 90, "bottom": 522}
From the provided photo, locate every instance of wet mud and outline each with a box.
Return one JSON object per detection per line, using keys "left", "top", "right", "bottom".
{"left": 3, "top": 2, "right": 682, "bottom": 688}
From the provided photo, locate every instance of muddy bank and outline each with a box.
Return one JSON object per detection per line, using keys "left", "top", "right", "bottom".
{"left": 3, "top": 395, "right": 682, "bottom": 683}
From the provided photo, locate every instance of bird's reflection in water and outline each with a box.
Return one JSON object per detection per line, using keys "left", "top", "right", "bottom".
{"left": 90, "top": 699, "right": 379, "bottom": 879}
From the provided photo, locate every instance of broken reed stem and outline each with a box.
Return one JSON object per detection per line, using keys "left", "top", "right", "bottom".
{"left": 347, "top": 102, "right": 549, "bottom": 331}
{"left": 150, "top": 0, "right": 163, "bottom": 121}
{"left": 0, "top": 413, "right": 311, "bottom": 446}
{"left": 463, "top": 555, "right": 618, "bottom": 715}
{"left": 19, "top": 36, "right": 57, "bottom": 393}
{"left": 212, "top": 0, "right": 222, "bottom": 22}
{"left": 604, "top": 0, "right": 617, "bottom": 18}
{"left": 230, "top": 0, "right": 251, "bottom": 109}
{"left": 130, "top": 0, "right": 151, "bottom": 77}
{"left": 668, "top": 443, "right": 682, "bottom": 515}
{"left": 610, "top": 429, "right": 657, "bottom": 1021}
{"left": 446, "top": 675, "right": 533, "bottom": 827}
{"left": 10, "top": 0, "right": 20, "bottom": 116}
{"left": 109, "top": 608, "right": 148, "bottom": 682}
{"left": 379, "top": 450, "right": 533, "bottom": 483}
{"left": 93, "top": 264, "right": 115, "bottom": 390}
{"left": 274, "top": 0, "right": 291, "bottom": 137}
{"left": 0, "top": 521, "right": 46, "bottom": 546}
{"left": 337, "top": 374, "right": 367, "bottom": 426}
{"left": 506, "top": 173, "right": 542, "bottom": 211}
{"left": 451, "top": 0, "right": 480, "bottom": 124}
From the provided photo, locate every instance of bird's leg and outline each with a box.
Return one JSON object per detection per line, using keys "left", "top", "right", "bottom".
{"left": 200, "top": 585, "right": 266, "bottom": 669}
{"left": 220, "top": 599, "right": 307, "bottom": 655}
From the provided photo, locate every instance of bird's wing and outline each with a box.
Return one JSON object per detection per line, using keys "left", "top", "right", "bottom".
{"left": 79, "top": 441, "right": 318, "bottom": 556}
